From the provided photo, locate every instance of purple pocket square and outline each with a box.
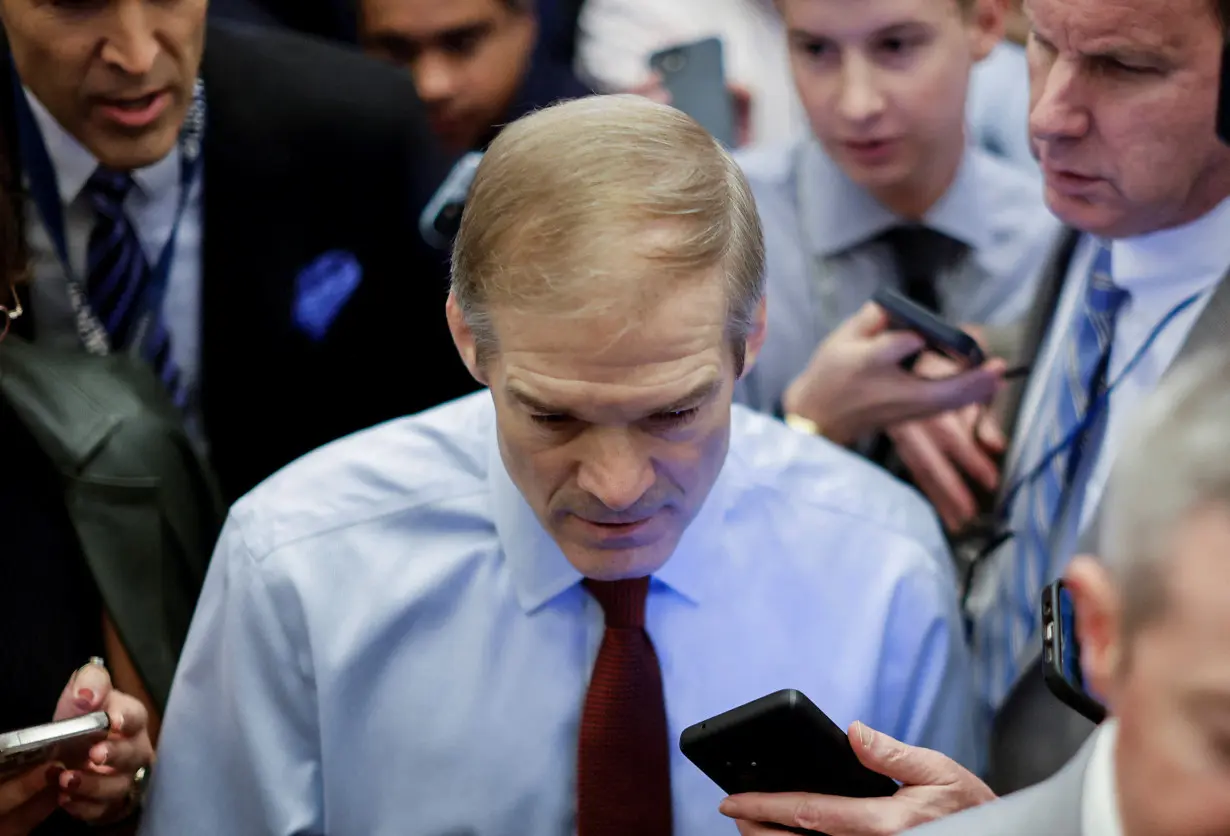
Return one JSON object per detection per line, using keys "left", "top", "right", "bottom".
{"left": 293, "top": 250, "right": 363, "bottom": 341}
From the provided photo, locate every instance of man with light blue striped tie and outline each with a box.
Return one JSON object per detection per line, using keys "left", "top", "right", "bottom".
{"left": 973, "top": 244, "right": 1134, "bottom": 709}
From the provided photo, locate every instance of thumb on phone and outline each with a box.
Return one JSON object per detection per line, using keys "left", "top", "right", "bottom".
{"left": 847, "top": 722, "right": 963, "bottom": 788}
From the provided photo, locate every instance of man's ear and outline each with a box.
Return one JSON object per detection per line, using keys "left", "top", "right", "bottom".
{"left": 967, "top": 0, "right": 1008, "bottom": 63}
{"left": 446, "top": 293, "right": 488, "bottom": 386}
{"left": 1064, "top": 555, "right": 1124, "bottom": 708}
{"left": 739, "top": 296, "right": 769, "bottom": 379}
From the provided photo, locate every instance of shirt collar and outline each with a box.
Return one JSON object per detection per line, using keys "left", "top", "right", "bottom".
{"left": 797, "top": 137, "right": 994, "bottom": 257}
{"left": 488, "top": 397, "right": 731, "bottom": 613}
{"left": 1109, "top": 194, "right": 1230, "bottom": 296}
{"left": 22, "top": 86, "right": 181, "bottom": 205}
{"left": 1080, "top": 720, "right": 1125, "bottom": 836}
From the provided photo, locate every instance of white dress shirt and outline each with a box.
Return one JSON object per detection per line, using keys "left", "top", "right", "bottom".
{"left": 1081, "top": 721, "right": 1125, "bottom": 836}
{"left": 140, "top": 392, "right": 978, "bottom": 836}
{"left": 575, "top": 0, "right": 1036, "bottom": 170}
{"left": 20, "top": 88, "right": 205, "bottom": 440}
{"left": 969, "top": 196, "right": 1230, "bottom": 708}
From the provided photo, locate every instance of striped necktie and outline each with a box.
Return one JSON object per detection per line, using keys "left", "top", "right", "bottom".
{"left": 576, "top": 576, "right": 672, "bottom": 836}
{"left": 977, "top": 244, "right": 1130, "bottom": 707}
{"left": 84, "top": 168, "right": 186, "bottom": 407}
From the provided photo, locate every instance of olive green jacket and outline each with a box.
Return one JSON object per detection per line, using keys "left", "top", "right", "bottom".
{"left": 0, "top": 338, "right": 224, "bottom": 711}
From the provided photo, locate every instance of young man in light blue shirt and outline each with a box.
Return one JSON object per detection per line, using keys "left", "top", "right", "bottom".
{"left": 140, "top": 95, "right": 977, "bottom": 836}
{"left": 737, "top": 0, "right": 1058, "bottom": 441}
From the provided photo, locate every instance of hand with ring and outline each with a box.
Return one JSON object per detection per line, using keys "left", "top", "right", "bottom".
{"left": 50, "top": 657, "right": 154, "bottom": 825}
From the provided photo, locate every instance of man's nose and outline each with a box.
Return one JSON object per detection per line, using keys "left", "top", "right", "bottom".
{"left": 837, "top": 57, "right": 887, "bottom": 124}
{"left": 414, "top": 53, "right": 460, "bottom": 105}
{"left": 575, "top": 429, "right": 656, "bottom": 514}
{"left": 1029, "top": 59, "right": 1091, "bottom": 146}
{"left": 100, "top": 0, "right": 161, "bottom": 77}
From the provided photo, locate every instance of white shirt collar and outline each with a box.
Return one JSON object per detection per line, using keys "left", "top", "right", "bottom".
{"left": 798, "top": 137, "right": 995, "bottom": 257}
{"left": 22, "top": 86, "right": 181, "bottom": 204}
{"left": 1108, "top": 194, "right": 1230, "bottom": 301}
{"left": 1081, "top": 720, "right": 1125, "bottom": 836}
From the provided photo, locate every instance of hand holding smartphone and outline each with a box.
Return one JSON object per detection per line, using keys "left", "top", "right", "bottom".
{"left": 872, "top": 287, "right": 986, "bottom": 368}
{"left": 0, "top": 712, "right": 111, "bottom": 781}
{"left": 681, "top": 690, "right": 896, "bottom": 834}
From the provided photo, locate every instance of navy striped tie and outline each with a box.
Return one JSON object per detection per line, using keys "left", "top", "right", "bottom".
{"left": 84, "top": 168, "right": 186, "bottom": 407}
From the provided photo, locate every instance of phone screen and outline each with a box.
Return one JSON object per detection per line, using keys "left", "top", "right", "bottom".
{"left": 1058, "top": 586, "right": 1083, "bottom": 687}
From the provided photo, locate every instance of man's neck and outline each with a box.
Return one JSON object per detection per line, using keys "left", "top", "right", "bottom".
{"left": 868, "top": 131, "right": 966, "bottom": 221}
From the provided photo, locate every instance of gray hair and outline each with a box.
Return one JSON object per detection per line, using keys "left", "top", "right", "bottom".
{"left": 1100, "top": 348, "right": 1230, "bottom": 631}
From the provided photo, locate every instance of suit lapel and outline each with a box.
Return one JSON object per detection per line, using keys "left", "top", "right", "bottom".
{"left": 1002, "top": 228, "right": 1081, "bottom": 440}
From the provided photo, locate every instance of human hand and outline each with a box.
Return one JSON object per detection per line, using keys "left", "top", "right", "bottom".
{"left": 626, "top": 74, "right": 755, "bottom": 146}
{"left": 51, "top": 660, "right": 153, "bottom": 825}
{"left": 783, "top": 303, "right": 1005, "bottom": 446}
{"left": 0, "top": 764, "right": 61, "bottom": 836}
{"left": 886, "top": 350, "right": 1008, "bottom": 532}
{"left": 719, "top": 722, "right": 996, "bottom": 835}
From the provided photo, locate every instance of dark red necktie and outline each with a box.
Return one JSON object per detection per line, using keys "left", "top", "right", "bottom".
{"left": 576, "top": 576, "right": 673, "bottom": 836}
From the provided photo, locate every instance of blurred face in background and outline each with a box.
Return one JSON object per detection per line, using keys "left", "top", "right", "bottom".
{"left": 0, "top": 0, "right": 207, "bottom": 172}
{"left": 1070, "top": 504, "right": 1230, "bottom": 836}
{"left": 448, "top": 262, "right": 762, "bottom": 581}
{"left": 1025, "top": 0, "right": 1230, "bottom": 238}
{"left": 781, "top": 0, "right": 1003, "bottom": 217}
{"left": 360, "top": 0, "right": 537, "bottom": 152}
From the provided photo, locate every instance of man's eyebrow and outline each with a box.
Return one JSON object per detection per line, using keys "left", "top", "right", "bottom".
{"left": 506, "top": 386, "right": 565, "bottom": 415}
{"left": 505, "top": 377, "right": 722, "bottom": 417}
{"left": 656, "top": 378, "right": 722, "bottom": 414}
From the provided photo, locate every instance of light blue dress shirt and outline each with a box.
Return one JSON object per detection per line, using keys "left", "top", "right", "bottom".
{"left": 734, "top": 137, "right": 1061, "bottom": 414}
{"left": 140, "top": 392, "right": 978, "bottom": 836}
{"left": 968, "top": 43, "right": 1036, "bottom": 175}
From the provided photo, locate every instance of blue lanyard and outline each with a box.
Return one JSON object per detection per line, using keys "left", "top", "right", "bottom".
{"left": 10, "top": 70, "right": 206, "bottom": 357}
{"left": 1000, "top": 290, "right": 1203, "bottom": 515}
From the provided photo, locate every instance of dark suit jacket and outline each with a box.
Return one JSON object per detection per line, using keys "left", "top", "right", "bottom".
{"left": 2, "top": 23, "right": 480, "bottom": 503}
{"left": 208, "top": 0, "right": 357, "bottom": 43}
{"left": 0, "top": 337, "right": 224, "bottom": 710}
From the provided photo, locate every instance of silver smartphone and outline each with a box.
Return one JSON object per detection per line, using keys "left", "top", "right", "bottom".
{"left": 0, "top": 712, "right": 110, "bottom": 780}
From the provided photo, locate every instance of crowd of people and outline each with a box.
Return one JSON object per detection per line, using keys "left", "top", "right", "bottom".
{"left": 1, "top": 0, "right": 1229, "bottom": 834}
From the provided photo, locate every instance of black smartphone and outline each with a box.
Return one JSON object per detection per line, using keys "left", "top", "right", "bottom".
{"left": 1041, "top": 580, "right": 1108, "bottom": 724}
{"left": 648, "top": 37, "right": 736, "bottom": 148}
{"left": 872, "top": 286, "right": 986, "bottom": 368}
{"left": 681, "top": 690, "right": 896, "bottom": 834}
{"left": 418, "top": 151, "right": 483, "bottom": 250}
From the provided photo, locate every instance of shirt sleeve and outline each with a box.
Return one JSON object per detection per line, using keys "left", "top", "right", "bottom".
{"left": 138, "top": 514, "right": 323, "bottom": 836}
{"left": 870, "top": 538, "right": 985, "bottom": 776}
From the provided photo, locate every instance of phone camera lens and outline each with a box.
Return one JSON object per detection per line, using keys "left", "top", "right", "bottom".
{"left": 661, "top": 52, "right": 685, "bottom": 73}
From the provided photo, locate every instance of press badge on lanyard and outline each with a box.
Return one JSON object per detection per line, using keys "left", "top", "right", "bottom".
{"left": 9, "top": 68, "right": 207, "bottom": 359}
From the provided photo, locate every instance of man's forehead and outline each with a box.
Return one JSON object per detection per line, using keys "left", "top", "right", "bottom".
{"left": 363, "top": 0, "right": 505, "bottom": 32}
{"left": 1027, "top": 0, "right": 1208, "bottom": 54}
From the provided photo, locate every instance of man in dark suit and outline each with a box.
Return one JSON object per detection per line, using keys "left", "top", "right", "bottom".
{"left": 0, "top": 0, "right": 478, "bottom": 504}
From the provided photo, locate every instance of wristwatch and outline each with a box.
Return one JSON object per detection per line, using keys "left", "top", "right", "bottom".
{"left": 783, "top": 412, "right": 823, "bottom": 436}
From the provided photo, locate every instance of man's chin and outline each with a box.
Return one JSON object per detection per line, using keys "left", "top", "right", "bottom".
{"left": 85, "top": 123, "right": 182, "bottom": 172}
{"left": 559, "top": 538, "right": 676, "bottom": 582}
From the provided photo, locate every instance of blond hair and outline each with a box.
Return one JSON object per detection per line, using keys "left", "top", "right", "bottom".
{"left": 450, "top": 94, "right": 765, "bottom": 373}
